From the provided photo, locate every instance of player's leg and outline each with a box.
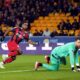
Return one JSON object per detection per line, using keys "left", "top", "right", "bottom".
{"left": 2, "top": 40, "right": 21, "bottom": 60}
{"left": 2, "top": 41, "right": 15, "bottom": 60}
{"left": 44, "top": 49, "right": 56, "bottom": 64}
{"left": 35, "top": 49, "right": 60, "bottom": 71}
{"left": 1, "top": 50, "right": 21, "bottom": 66}
{"left": 35, "top": 62, "right": 59, "bottom": 71}
{"left": 0, "top": 41, "right": 18, "bottom": 69}
{"left": 0, "top": 57, "right": 16, "bottom": 69}
{"left": 4, "top": 50, "right": 17, "bottom": 63}
{"left": 35, "top": 56, "right": 60, "bottom": 71}
{"left": 0, "top": 51, "right": 17, "bottom": 69}
{"left": 3, "top": 56, "right": 16, "bottom": 64}
{"left": 42, "top": 63, "right": 59, "bottom": 70}
{"left": 2, "top": 52, "right": 17, "bottom": 61}
{"left": 43, "top": 55, "right": 60, "bottom": 70}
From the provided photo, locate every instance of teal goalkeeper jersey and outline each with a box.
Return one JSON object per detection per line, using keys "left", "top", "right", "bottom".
{"left": 51, "top": 42, "right": 79, "bottom": 67}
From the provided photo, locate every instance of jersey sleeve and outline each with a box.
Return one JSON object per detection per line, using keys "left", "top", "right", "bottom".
{"left": 10, "top": 27, "right": 16, "bottom": 32}
{"left": 69, "top": 49, "right": 75, "bottom": 67}
{"left": 24, "top": 33, "right": 29, "bottom": 41}
{"left": 74, "top": 51, "right": 79, "bottom": 66}
{"left": 69, "top": 47, "right": 79, "bottom": 68}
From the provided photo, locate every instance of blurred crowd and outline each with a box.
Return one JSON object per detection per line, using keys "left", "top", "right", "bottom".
{"left": 0, "top": 0, "right": 80, "bottom": 37}
{"left": 58, "top": 18, "right": 80, "bottom": 30}
{"left": 29, "top": 28, "right": 80, "bottom": 37}
{"left": 0, "top": 0, "right": 80, "bottom": 26}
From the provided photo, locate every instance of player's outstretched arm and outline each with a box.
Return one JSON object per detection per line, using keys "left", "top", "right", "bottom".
{"left": 0, "top": 29, "right": 10, "bottom": 42}
{"left": 4, "top": 27, "right": 17, "bottom": 37}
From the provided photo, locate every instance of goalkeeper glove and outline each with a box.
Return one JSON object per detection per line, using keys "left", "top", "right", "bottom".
{"left": 71, "top": 67, "right": 76, "bottom": 72}
{"left": 76, "top": 66, "right": 80, "bottom": 72}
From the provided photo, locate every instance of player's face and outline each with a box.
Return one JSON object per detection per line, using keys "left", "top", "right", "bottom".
{"left": 76, "top": 40, "right": 80, "bottom": 48}
{"left": 22, "top": 23, "right": 28, "bottom": 30}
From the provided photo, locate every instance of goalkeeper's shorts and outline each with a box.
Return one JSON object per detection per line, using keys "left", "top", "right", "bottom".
{"left": 51, "top": 54, "right": 66, "bottom": 65}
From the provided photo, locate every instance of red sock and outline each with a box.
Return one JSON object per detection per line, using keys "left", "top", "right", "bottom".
{"left": 3, "top": 57, "right": 13, "bottom": 64}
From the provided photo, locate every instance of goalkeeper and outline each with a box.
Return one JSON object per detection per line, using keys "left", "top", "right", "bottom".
{"left": 35, "top": 37, "right": 80, "bottom": 72}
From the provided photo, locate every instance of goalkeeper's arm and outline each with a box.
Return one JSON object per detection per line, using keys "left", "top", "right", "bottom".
{"left": 74, "top": 51, "right": 80, "bottom": 71}
{"left": 69, "top": 50, "right": 75, "bottom": 71}
{"left": 69, "top": 50, "right": 80, "bottom": 72}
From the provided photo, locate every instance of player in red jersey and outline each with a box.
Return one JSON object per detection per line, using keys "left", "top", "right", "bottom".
{"left": 0, "top": 23, "right": 37, "bottom": 69}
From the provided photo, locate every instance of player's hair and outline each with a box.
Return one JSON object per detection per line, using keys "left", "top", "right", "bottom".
{"left": 75, "top": 36, "right": 80, "bottom": 41}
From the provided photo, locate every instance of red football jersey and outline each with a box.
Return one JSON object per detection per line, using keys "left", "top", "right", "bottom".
{"left": 10, "top": 27, "right": 29, "bottom": 44}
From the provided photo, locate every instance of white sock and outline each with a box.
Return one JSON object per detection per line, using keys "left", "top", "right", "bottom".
{"left": 1, "top": 62, "right": 4, "bottom": 65}
{"left": 2, "top": 54, "right": 8, "bottom": 61}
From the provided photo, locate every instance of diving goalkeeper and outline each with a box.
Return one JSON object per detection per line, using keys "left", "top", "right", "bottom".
{"left": 35, "top": 37, "right": 80, "bottom": 72}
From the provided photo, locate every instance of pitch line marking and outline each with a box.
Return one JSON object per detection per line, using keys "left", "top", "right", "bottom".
{"left": 0, "top": 69, "right": 35, "bottom": 74}
{"left": 0, "top": 68, "right": 70, "bottom": 74}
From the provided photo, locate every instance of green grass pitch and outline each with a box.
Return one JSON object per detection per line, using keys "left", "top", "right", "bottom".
{"left": 0, "top": 55, "right": 80, "bottom": 80}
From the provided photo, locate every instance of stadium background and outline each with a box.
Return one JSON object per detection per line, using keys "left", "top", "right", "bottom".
{"left": 0, "top": 0, "right": 80, "bottom": 54}
{"left": 0, "top": 0, "right": 80, "bottom": 37}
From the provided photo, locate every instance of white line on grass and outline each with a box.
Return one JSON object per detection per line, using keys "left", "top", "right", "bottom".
{"left": 0, "top": 68, "right": 70, "bottom": 74}
{"left": 0, "top": 69, "right": 34, "bottom": 74}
